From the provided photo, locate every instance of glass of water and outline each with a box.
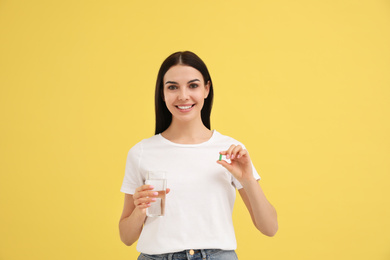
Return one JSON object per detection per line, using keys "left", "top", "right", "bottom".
{"left": 145, "top": 171, "right": 167, "bottom": 217}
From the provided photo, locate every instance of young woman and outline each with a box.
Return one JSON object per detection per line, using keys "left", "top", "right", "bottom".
{"left": 119, "top": 51, "right": 278, "bottom": 260}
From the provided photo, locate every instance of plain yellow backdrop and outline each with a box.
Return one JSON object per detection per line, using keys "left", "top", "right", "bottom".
{"left": 1, "top": 0, "right": 389, "bottom": 259}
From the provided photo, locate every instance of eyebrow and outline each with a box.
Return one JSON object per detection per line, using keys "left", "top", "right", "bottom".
{"left": 165, "top": 79, "right": 201, "bottom": 85}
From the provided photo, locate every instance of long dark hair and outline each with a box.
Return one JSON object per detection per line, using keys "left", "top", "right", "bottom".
{"left": 154, "top": 51, "right": 214, "bottom": 134}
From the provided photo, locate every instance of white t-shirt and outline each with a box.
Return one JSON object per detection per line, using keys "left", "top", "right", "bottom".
{"left": 120, "top": 130, "right": 260, "bottom": 254}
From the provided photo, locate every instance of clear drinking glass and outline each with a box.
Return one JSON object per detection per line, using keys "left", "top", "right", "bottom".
{"left": 145, "top": 171, "right": 167, "bottom": 217}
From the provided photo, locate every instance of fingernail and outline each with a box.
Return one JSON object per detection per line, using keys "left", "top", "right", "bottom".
{"left": 226, "top": 154, "right": 230, "bottom": 159}
{"left": 149, "top": 185, "right": 154, "bottom": 189}
{"left": 231, "top": 154, "right": 235, "bottom": 159}
{"left": 153, "top": 192, "right": 158, "bottom": 196}
{"left": 151, "top": 198, "right": 157, "bottom": 202}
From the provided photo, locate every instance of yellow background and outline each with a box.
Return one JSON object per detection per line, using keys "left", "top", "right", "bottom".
{"left": 1, "top": 0, "right": 389, "bottom": 259}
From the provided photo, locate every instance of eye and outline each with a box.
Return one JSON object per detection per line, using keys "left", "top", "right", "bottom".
{"left": 189, "top": 83, "right": 199, "bottom": 89}
{"left": 167, "top": 85, "right": 178, "bottom": 90}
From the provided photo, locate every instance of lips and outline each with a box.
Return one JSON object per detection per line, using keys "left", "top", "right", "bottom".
{"left": 176, "top": 104, "right": 195, "bottom": 111}
{"left": 177, "top": 105, "right": 193, "bottom": 109}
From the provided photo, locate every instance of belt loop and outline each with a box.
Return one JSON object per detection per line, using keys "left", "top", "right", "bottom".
{"left": 168, "top": 253, "right": 173, "bottom": 260}
{"left": 200, "top": 249, "right": 207, "bottom": 259}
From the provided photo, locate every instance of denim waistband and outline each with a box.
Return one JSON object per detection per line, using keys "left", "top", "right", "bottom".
{"left": 138, "top": 249, "right": 238, "bottom": 260}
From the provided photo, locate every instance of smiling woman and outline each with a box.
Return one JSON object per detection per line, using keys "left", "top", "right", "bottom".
{"left": 119, "top": 51, "right": 278, "bottom": 260}
{"left": 162, "top": 65, "right": 210, "bottom": 128}
{"left": 154, "top": 51, "right": 214, "bottom": 135}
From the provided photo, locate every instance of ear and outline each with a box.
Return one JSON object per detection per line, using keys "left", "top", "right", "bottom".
{"left": 204, "top": 81, "right": 211, "bottom": 99}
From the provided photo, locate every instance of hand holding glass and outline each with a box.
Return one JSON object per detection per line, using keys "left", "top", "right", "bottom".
{"left": 145, "top": 171, "right": 167, "bottom": 217}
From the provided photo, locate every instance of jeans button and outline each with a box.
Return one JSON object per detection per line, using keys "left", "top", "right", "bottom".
{"left": 189, "top": 249, "right": 194, "bottom": 255}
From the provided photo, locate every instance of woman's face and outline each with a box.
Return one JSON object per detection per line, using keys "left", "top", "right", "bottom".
{"left": 163, "top": 65, "right": 210, "bottom": 124}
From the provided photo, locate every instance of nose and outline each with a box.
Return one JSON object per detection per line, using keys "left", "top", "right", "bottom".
{"left": 178, "top": 87, "right": 189, "bottom": 101}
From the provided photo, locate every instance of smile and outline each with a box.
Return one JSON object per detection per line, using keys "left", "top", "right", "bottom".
{"left": 177, "top": 105, "right": 194, "bottom": 109}
{"left": 176, "top": 104, "right": 195, "bottom": 111}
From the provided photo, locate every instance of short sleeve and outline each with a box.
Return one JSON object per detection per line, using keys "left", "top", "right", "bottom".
{"left": 120, "top": 142, "right": 144, "bottom": 194}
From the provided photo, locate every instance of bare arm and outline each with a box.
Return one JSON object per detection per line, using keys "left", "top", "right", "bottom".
{"left": 119, "top": 185, "right": 171, "bottom": 246}
{"left": 217, "top": 145, "right": 278, "bottom": 236}
{"left": 119, "top": 194, "right": 147, "bottom": 246}
{"left": 238, "top": 181, "right": 278, "bottom": 236}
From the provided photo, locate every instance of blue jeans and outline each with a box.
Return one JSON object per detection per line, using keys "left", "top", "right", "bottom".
{"left": 137, "top": 249, "right": 238, "bottom": 260}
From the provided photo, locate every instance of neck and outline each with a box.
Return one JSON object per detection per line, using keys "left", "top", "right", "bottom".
{"left": 162, "top": 117, "right": 212, "bottom": 144}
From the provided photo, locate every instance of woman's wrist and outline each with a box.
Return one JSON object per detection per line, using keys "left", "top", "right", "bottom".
{"left": 239, "top": 176, "right": 257, "bottom": 189}
{"left": 132, "top": 207, "right": 147, "bottom": 221}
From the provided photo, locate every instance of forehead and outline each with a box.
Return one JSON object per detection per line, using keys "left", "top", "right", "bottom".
{"left": 164, "top": 65, "right": 204, "bottom": 82}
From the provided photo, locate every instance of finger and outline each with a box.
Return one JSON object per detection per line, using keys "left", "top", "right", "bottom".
{"left": 133, "top": 190, "right": 159, "bottom": 200}
{"left": 230, "top": 145, "right": 242, "bottom": 160}
{"left": 166, "top": 188, "right": 171, "bottom": 194}
{"left": 137, "top": 196, "right": 158, "bottom": 203}
{"left": 218, "top": 151, "right": 227, "bottom": 162}
{"left": 135, "top": 184, "right": 155, "bottom": 193}
{"left": 226, "top": 144, "right": 236, "bottom": 159}
{"left": 236, "top": 148, "right": 247, "bottom": 159}
{"left": 135, "top": 197, "right": 157, "bottom": 206}
{"left": 136, "top": 202, "right": 151, "bottom": 209}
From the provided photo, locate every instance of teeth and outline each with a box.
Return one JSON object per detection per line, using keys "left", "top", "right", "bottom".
{"left": 178, "top": 105, "right": 192, "bottom": 109}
